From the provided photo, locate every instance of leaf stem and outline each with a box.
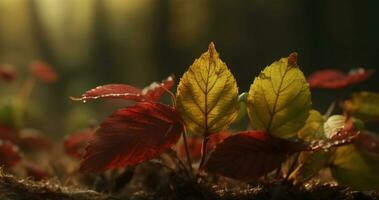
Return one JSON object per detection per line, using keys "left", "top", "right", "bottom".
{"left": 324, "top": 101, "right": 336, "bottom": 118}
{"left": 161, "top": 87, "right": 176, "bottom": 107}
{"left": 182, "top": 128, "right": 193, "bottom": 172}
{"left": 199, "top": 136, "right": 209, "bottom": 170}
{"left": 284, "top": 152, "right": 300, "bottom": 181}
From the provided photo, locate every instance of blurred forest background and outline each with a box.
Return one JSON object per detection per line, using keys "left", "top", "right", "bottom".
{"left": 0, "top": 0, "right": 378, "bottom": 139}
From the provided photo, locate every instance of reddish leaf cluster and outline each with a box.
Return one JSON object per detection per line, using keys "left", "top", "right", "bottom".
{"left": 307, "top": 68, "right": 373, "bottom": 89}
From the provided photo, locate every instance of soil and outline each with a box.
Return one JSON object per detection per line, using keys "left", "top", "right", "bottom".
{"left": 1, "top": 172, "right": 379, "bottom": 200}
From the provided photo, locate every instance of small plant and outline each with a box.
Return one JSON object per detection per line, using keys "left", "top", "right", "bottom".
{"left": 0, "top": 61, "right": 57, "bottom": 180}
{"left": 72, "top": 43, "right": 379, "bottom": 190}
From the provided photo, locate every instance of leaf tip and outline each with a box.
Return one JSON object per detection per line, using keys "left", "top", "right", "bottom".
{"left": 288, "top": 52, "right": 298, "bottom": 66}
{"left": 208, "top": 42, "right": 218, "bottom": 58}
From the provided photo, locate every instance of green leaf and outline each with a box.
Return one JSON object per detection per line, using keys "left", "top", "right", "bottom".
{"left": 176, "top": 43, "right": 239, "bottom": 136}
{"left": 298, "top": 110, "right": 325, "bottom": 141}
{"left": 331, "top": 144, "right": 379, "bottom": 190}
{"left": 247, "top": 53, "right": 311, "bottom": 138}
{"left": 342, "top": 91, "right": 379, "bottom": 122}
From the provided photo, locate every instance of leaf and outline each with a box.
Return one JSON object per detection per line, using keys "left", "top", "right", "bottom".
{"left": 0, "top": 64, "right": 17, "bottom": 82}
{"left": 342, "top": 91, "right": 379, "bottom": 122}
{"left": 18, "top": 129, "right": 52, "bottom": 150}
{"left": 298, "top": 110, "right": 325, "bottom": 141}
{"left": 247, "top": 53, "right": 311, "bottom": 138}
{"left": 308, "top": 129, "right": 358, "bottom": 151}
{"left": 204, "top": 131, "right": 300, "bottom": 181}
{"left": 292, "top": 151, "right": 332, "bottom": 181}
{"left": 324, "top": 115, "right": 346, "bottom": 139}
{"left": 25, "top": 163, "right": 49, "bottom": 181}
{"left": 331, "top": 144, "right": 379, "bottom": 190}
{"left": 0, "top": 123, "right": 17, "bottom": 143}
{"left": 355, "top": 131, "right": 379, "bottom": 154}
{"left": 176, "top": 43, "right": 239, "bottom": 136}
{"left": 72, "top": 75, "right": 175, "bottom": 103}
{"left": 142, "top": 74, "right": 175, "bottom": 101}
{"left": 0, "top": 140, "right": 21, "bottom": 168}
{"left": 29, "top": 60, "right": 58, "bottom": 83}
{"left": 80, "top": 102, "right": 184, "bottom": 172}
{"left": 307, "top": 68, "right": 373, "bottom": 89}
{"left": 63, "top": 128, "right": 94, "bottom": 159}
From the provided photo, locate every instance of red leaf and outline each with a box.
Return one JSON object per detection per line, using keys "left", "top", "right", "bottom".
{"left": 72, "top": 75, "right": 175, "bottom": 103}
{"left": 308, "top": 68, "right": 373, "bottom": 89}
{"left": 355, "top": 132, "right": 379, "bottom": 154}
{"left": 18, "top": 129, "right": 53, "bottom": 150}
{"left": 0, "top": 140, "right": 21, "bottom": 168}
{"left": 25, "top": 164, "right": 49, "bottom": 181}
{"left": 142, "top": 75, "right": 175, "bottom": 102}
{"left": 80, "top": 102, "right": 184, "bottom": 172}
{"left": 64, "top": 129, "right": 94, "bottom": 159}
{"left": 0, "top": 124, "right": 17, "bottom": 143}
{"left": 29, "top": 60, "right": 58, "bottom": 83}
{"left": 204, "top": 131, "right": 298, "bottom": 181}
{"left": 0, "top": 64, "right": 17, "bottom": 82}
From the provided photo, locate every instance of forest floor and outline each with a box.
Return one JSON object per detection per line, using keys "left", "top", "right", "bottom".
{"left": 1, "top": 172, "right": 379, "bottom": 200}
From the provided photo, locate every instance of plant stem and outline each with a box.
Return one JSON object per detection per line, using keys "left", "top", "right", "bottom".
{"left": 198, "top": 136, "right": 209, "bottom": 170}
{"left": 324, "top": 101, "right": 336, "bottom": 118}
{"left": 14, "top": 76, "right": 36, "bottom": 127}
{"left": 284, "top": 152, "right": 300, "bottom": 181}
{"left": 182, "top": 128, "right": 193, "bottom": 172}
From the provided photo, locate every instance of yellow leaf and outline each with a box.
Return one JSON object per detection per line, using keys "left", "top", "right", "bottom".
{"left": 176, "top": 43, "right": 239, "bottom": 136}
{"left": 247, "top": 53, "right": 311, "bottom": 138}
{"left": 343, "top": 91, "right": 379, "bottom": 122}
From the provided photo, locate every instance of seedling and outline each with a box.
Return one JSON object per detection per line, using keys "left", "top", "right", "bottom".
{"left": 72, "top": 43, "right": 379, "bottom": 190}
